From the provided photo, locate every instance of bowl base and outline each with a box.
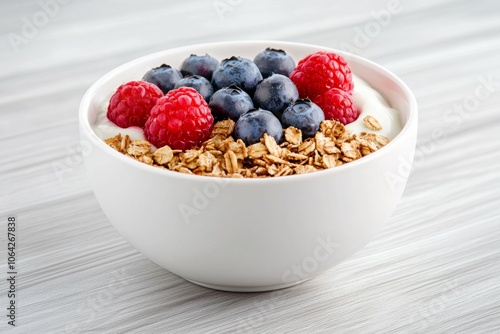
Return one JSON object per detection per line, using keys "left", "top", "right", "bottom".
{"left": 184, "top": 277, "right": 312, "bottom": 292}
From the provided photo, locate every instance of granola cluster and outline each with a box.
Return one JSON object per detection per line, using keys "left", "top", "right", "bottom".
{"left": 104, "top": 116, "right": 390, "bottom": 178}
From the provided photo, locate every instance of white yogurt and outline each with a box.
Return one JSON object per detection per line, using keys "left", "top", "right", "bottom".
{"left": 92, "top": 75, "right": 401, "bottom": 141}
{"left": 93, "top": 104, "right": 146, "bottom": 141}
{"left": 348, "top": 75, "right": 401, "bottom": 139}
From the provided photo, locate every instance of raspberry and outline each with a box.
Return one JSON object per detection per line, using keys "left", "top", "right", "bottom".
{"left": 312, "top": 88, "right": 360, "bottom": 125}
{"left": 144, "top": 87, "right": 214, "bottom": 150}
{"left": 289, "top": 51, "right": 353, "bottom": 99}
{"left": 107, "top": 81, "right": 163, "bottom": 128}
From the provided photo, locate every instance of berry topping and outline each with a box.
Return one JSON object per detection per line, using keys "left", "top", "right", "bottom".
{"left": 106, "top": 81, "right": 163, "bottom": 128}
{"left": 253, "top": 73, "right": 299, "bottom": 119}
{"left": 174, "top": 75, "right": 214, "bottom": 102}
{"left": 208, "top": 84, "right": 254, "bottom": 122}
{"left": 253, "top": 48, "right": 296, "bottom": 78}
{"left": 234, "top": 108, "right": 283, "bottom": 146}
{"left": 144, "top": 87, "right": 214, "bottom": 150}
{"left": 281, "top": 99, "right": 325, "bottom": 138}
{"left": 142, "top": 64, "right": 183, "bottom": 94}
{"left": 289, "top": 51, "right": 353, "bottom": 99}
{"left": 180, "top": 54, "right": 220, "bottom": 81}
{"left": 312, "top": 88, "right": 360, "bottom": 125}
{"left": 211, "top": 56, "right": 263, "bottom": 95}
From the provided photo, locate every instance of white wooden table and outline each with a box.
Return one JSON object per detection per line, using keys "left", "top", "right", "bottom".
{"left": 1, "top": 0, "right": 499, "bottom": 333}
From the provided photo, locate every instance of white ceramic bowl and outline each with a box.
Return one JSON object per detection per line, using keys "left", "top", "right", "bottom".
{"left": 79, "top": 41, "right": 417, "bottom": 292}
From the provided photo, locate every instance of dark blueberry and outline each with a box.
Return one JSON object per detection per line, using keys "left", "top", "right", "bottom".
{"left": 174, "top": 75, "right": 214, "bottom": 101}
{"left": 282, "top": 99, "right": 325, "bottom": 139}
{"left": 142, "top": 64, "right": 182, "bottom": 94}
{"left": 211, "top": 56, "right": 263, "bottom": 95}
{"left": 180, "top": 54, "right": 220, "bottom": 81}
{"left": 234, "top": 108, "right": 283, "bottom": 146}
{"left": 208, "top": 85, "right": 254, "bottom": 121}
{"left": 253, "top": 74, "right": 299, "bottom": 119}
{"left": 254, "top": 48, "right": 296, "bottom": 78}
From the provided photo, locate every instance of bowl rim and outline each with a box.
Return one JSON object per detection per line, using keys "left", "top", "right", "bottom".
{"left": 79, "top": 40, "right": 418, "bottom": 184}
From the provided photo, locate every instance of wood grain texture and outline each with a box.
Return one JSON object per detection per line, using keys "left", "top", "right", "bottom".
{"left": 1, "top": 0, "right": 499, "bottom": 333}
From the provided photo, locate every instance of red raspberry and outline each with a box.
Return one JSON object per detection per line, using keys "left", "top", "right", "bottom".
{"left": 144, "top": 87, "right": 214, "bottom": 150}
{"left": 312, "top": 88, "right": 360, "bottom": 125}
{"left": 107, "top": 81, "right": 163, "bottom": 128}
{"left": 289, "top": 51, "right": 354, "bottom": 99}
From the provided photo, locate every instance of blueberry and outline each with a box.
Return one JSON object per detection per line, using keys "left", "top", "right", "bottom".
{"left": 143, "top": 64, "right": 182, "bottom": 94}
{"left": 211, "top": 56, "right": 263, "bottom": 95}
{"left": 281, "top": 99, "right": 325, "bottom": 139}
{"left": 254, "top": 48, "right": 296, "bottom": 78}
{"left": 234, "top": 108, "right": 283, "bottom": 146}
{"left": 174, "top": 75, "right": 214, "bottom": 101}
{"left": 209, "top": 85, "right": 254, "bottom": 121}
{"left": 253, "top": 74, "right": 299, "bottom": 119}
{"left": 180, "top": 54, "right": 220, "bottom": 81}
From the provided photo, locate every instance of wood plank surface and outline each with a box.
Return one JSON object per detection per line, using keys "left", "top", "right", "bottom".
{"left": 1, "top": 0, "right": 499, "bottom": 333}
